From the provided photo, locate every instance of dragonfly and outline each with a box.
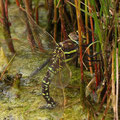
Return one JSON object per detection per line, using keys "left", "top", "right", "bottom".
{"left": 9, "top": 7, "right": 100, "bottom": 109}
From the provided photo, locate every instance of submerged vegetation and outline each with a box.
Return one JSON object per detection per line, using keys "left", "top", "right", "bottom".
{"left": 0, "top": 0, "right": 120, "bottom": 119}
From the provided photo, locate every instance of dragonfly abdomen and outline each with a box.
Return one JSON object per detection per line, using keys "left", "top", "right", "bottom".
{"left": 42, "top": 70, "right": 56, "bottom": 108}
{"left": 41, "top": 46, "right": 65, "bottom": 108}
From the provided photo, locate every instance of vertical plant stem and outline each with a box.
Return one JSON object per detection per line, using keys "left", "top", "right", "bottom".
{"left": 59, "top": 4, "right": 68, "bottom": 41}
{"left": 24, "top": 0, "right": 32, "bottom": 16}
{"left": 61, "top": 4, "right": 72, "bottom": 32}
{"left": 74, "top": 0, "right": 85, "bottom": 104}
{"left": 68, "top": 3, "right": 74, "bottom": 27}
{"left": 0, "top": 0, "right": 15, "bottom": 53}
{"left": 101, "top": 95, "right": 111, "bottom": 120}
{"left": 35, "top": 6, "right": 39, "bottom": 24}
{"left": 15, "top": 0, "right": 20, "bottom": 7}
{"left": 35, "top": 0, "right": 40, "bottom": 24}
{"left": 21, "top": 6, "right": 45, "bottom": 52}
{"left": 35, "top": 3, "right": 44, "bottom": 24}
{"left": 24, "top": 0, "right": 43, "bottom": 51}
{"left": 116, "top": 47, "right": 119, "bottom": 120}
{"left": 45, "top": 0, "right": 48, "bottom": 9}
{"left": 47, "top": 0, "right": 54, "bottom": 32}
{"left": 115, "top": 13, "right": 118, "bottom": 120}
{"left": 53, "top": 0, "right": 57, "bottom": 41}
{"left": 5, "top": 0, "right": 8, "bottom": 18}
{"left": 117, "top": 7, "right": 120, "bottom": 119}
{"left": 16, "top": 0, "right": 36, "bottom": 51}
{"left": 98, "top": 80, "right": 111, "bottom": 111}
{"left": 88, "top": 0, "right": 99, "bottom": 87}
{"left": 85, "top": 0, "right": 93, "bottom": 74}
{"left": 112, "top": 48, "right": 116, "bottom": 119}
{"left": 89, "top": 1, "right": 108, "bottom": 88}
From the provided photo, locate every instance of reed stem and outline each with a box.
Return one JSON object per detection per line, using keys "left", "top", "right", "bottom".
{"left": 0, "top": 0, "right": 15, "bottom": 53}
{"left": 74, "top": 0, "right": 85, "bottom": 104}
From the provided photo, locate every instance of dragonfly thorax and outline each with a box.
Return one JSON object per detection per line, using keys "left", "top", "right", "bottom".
{"left": 58, "top": 39, "right": 78, "bottom": 62}
{"left": 68, "top": 32, "right": 79, "bottom": 45}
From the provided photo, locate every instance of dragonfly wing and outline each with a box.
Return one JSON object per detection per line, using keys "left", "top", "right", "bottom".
{"left": 49, "top": 47, "right": 72, "bottom": 89}
{"left": 8, "top": 7, "right": 57, "bottom": 77}
{"left": 9, "top": 7, "right": 56, "bottom": 54}
{"left": 52, "top": 62, "right": 72, "bottom": 89}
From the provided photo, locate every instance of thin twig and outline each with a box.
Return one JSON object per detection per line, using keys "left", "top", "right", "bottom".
{"left": 0, "top": 53, "right": 16, "bottom": 81}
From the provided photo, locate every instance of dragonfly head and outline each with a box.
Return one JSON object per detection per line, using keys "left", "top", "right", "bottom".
{"left": 68, "top": 32, "right": 86, "bottom": 45}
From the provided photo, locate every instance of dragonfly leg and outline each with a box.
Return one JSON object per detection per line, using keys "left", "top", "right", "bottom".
{"left": 41, "top": 71, "right": 56, "bottom": 109}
